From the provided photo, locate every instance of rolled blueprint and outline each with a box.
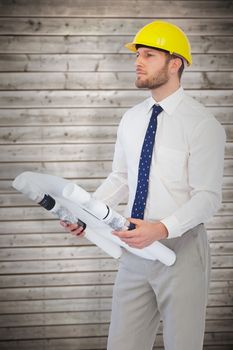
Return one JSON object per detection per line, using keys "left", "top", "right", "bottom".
{"left": 63, "top": 183, "right": 131, "bottom": 231}
{"left": 12, "top": 172, "right": 122, "bottom": 259}
{"left": 63, "top": 182, "right": 176, "bottom": 266}
{"left": 12, "top": 171, "right": 176, "bottom": 265}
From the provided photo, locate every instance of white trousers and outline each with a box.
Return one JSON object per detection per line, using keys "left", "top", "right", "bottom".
{"left": 107, "top": 224, "right": 211, "bottom": 350}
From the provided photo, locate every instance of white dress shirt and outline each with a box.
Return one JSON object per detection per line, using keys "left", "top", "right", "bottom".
{"left": 94, "top": 87, "right": 226, "bottom": 238}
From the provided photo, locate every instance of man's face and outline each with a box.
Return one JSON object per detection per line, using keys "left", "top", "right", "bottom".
{"left": 135, "top": 47, "right": 170, "bottom": 90}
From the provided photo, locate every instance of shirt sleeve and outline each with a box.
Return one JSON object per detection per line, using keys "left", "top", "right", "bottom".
{"left": 161, "top": 117, "right": 226, "bottom": 238}
{"left": 93, "top": 117, "right": 129, "bottom": 208}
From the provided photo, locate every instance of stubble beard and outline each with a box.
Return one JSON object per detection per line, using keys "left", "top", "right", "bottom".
{"left": 135, "top": 62, "right": 170, "bottom": 90}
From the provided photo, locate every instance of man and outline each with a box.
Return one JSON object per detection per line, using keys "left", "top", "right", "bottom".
{"left": 61, "top": 21, "right": 226, "bottom": 350}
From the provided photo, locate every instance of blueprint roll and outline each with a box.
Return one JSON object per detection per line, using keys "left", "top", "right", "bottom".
{"left": 63, "top": 182, "right": 176, "bottom": 266}
{"left": 63, "top": 183, "right": 130, "bottom": 231}
{"left": 13, "top": 172, "right": 176, "bottom": 265}
{"left": 144, "top": 241, "right": 176, "bottom": 266}
{"left": 12, "top": 172, "right": 122, "bottom": 259}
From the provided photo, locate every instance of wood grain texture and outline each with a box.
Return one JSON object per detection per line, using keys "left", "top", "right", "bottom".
{"left": 0, "top": 54, "right": 232, "bottom": 72}
{"left": 0, "top": 17, "right": 232, "bottom": 35}
{"left": 0, "top": 1, "right": 232, "bottom": 17}
{"left": 0, "top": 1, "right": 232, "bottom": 348}
{"left": 0, "top": 71, "right": 232, "bottom": 90}
{"left": 0, "top": 35, "right": 232, "bottom": 54}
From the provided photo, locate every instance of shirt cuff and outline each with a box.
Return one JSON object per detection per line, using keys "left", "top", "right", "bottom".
{"left": 160, "top": 215, "right": 183, "bottom": 239}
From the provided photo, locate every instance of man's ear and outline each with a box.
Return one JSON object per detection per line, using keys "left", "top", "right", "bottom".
{"left": 170, "top": 58, "right": 183, "bottom": 75}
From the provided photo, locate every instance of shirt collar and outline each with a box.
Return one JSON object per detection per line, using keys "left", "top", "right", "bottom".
{"left": 146, "top": 86, "right": 185, "bottom": 116}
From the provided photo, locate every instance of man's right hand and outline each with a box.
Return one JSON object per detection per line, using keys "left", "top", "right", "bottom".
{"left": 60, "top": 220, "right": 86, "bottom": 237}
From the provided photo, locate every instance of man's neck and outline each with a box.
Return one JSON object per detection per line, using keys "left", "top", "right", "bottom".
{"left": 151, "top": 80, "right": 181, "bottom": 103}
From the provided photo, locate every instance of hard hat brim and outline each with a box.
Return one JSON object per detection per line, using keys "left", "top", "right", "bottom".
{"left": 124, "top": 41, "right": 192, "bottom": 66}
{"left": 125, "top": 42, "right": 137, "bottom": 52}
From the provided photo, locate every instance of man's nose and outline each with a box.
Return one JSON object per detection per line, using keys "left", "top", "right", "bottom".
{"left": 135, "top": 53, "right": 144, "bottom": 66}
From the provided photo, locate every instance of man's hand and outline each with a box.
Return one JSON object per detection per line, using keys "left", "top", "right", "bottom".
{"left": 60, "top": 221, "right": 85, "bottom": 237}
{"left": 112, "top": 218, "right": 168, "bottom": 249}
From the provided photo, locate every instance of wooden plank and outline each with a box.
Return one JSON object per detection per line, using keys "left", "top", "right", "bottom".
{"left": 0, "top": 303, "right": 232, "bottom": 328}
{"left": 207, "top": 216, "right": 233, "bottom": 229}
{"left": 0, "top": 106, "right": 231, "bottom": 126}
{"left": 0, "top": 144, "right": 115, "bottom": 162}
{"left": 207, "top": 229, "right": 233, "bottom": 242}
{"left": 222, "top": 177, "right": 233, "bottom": 188}
{"left": 0, "top": 285, "right": 114, "bottom": 301}
{"left": 0, "top": 189, "right": 233, "bottom": 208}
{"left": 0, "top": 193, "right": 231, "bottom": 216}
{"left": 0, "top": 18, "right": 232, "bottom": 36}
{"left": 0, "top": 178, "right": 102, "bottom": 194}
{"left": 0, "top": 232, "right": 91, "bottom": 247}
{"left": 0, "top": 71, "right": 232, "bottom": 90}
{"left": 0, "top": 107, "right": 124, "bottom": 126}
{"left": 0, "top": 255, "right": 231, "bottom": 276}
{"left": 0, "top": 240, "right": 231, "bottom": 261}
{"left": 0, "top": 174, "right": 232, "bottom": 195}
{"left": 0, "top": 161, "right": 112, "bottom": 179}
{"left": 0, "top": 229, "right": 232, "bottom": 250}
{"left": 211, "top": 241, "right": 233, "bottom": 255}
{"left": 0, "top": 1, "right": 232, "bottom": 18}
{"left": 0, "top": 320, "right": 229, "bottom": 340}
{"left": 0, "top": 328, "right": 232, "bottom": 347}
{"left": 208, "top": 281, "right": 233, "bottom": 295}
{"left": 209, "top": 255, "right": 233, "bottom": 268}
{"left": 0, "top": 297, "right": 231, "bottom": 316}
{"left": 0, "top": 310, "right": 111, "bottom": 327}
{"left": 0, "top": 337, "right": 231, "bottom": 350}
{"left": 1, "top": 213, "right": 233, "bottom": 235}
{"left": 222, "top": 189, "right": 233, "bottom": 202}
{"left": 0, "top": 35, "right": 232, "bottom": 54}
{"left": 0, "top": 123, "right": 231, "bottom": 145}
{"left": 211, "top": 269, "right": 233, "bottom": 281}
{"left": 222, "top": 188, "right": 233, "bottom": 202}
{"left": 0, "top": 220, "right": 89, "bottom": 234}
{"left": 208, "top": 294, "right": 233, "bottom": 307}
{"left": 0, "top": 338, "right": 232, "bottom": 350}
{"left": 218, "top": 203, "right": 233, "bottom": 216}
{"left": 0, "top": 243, "right": 232, "bottom": 261}
{"left": 0, "top": 271, "right": 117, "bottom": 288}
{"left": 0, "top": 258, "right": 118, "bottom": 274}
{"left": 225, "top": 143, "right": 233, "bottom": 158}
{"left": 0, "top": 338, "right": 107, "bottom": 350}
{"left": 0, "top": 324, "right": 110, "bottom": 340}
{"left": 0, "top": 54, "right": 232, "bottom": 72}
{"left": 0, "top": 246, "right": 109, "bottom": 261}
{"left": 0, "top": 298, "right": 112, "bottom": 314}
{"left": 0, "top": 158, "right": 232, "bottom": 181}
{"left": 0, "top": 125, "right": 117, "bottom": 144}
{"left": 203, "top": 347, "right": 233, "bottom": 350}
{"left": 0, "top": 272, "right": 231, "bottom": 293}
{"left": 0, "top": 142, "right": 232, "bottom": 163}
{"left": 0, "top": 90, "right": 231, "bottom": 108}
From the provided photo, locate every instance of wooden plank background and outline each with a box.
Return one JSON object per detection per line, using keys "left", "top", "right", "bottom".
{"left": 0, "top": 0, "right": 232, "bottom": 349}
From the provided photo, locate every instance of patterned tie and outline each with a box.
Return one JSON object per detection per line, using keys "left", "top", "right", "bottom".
{"left": 130, "top": 104, "right": 163, "bottom": 227}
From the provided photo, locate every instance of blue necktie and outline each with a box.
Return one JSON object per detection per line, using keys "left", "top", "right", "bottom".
{"left": 130, "top": 104, "right": 163, "bottom": 226}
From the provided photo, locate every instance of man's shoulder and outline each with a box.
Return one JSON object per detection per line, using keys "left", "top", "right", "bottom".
{"left": 123, "top": 97, "right": 151, "bottom": 119}
{"left": 178, "top": 92, "right": 225, "bottom": 137}
{"left": 179, "top": 92, "right": 216, "bottom": 123}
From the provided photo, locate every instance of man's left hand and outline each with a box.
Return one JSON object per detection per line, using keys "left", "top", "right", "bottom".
{"left": 112, "top": 218, "right": 168, "bottom": 249}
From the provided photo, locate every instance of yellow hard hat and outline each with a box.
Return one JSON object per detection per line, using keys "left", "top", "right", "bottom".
{"left": 125, "top": 20, "right": 192, "bottom": 66}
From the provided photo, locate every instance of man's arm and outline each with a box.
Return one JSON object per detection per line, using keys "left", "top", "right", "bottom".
{"left": 93, "top": 117, "right": 128, "bottom": 207}
{"left": 161, "top": 117, "right": 226, "bottom": 238}
{"left": 114, "top": 117, "right": 226, "bottom": 247}
{"left": 60, "top": 116, "right": 128, "bottom": 234}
